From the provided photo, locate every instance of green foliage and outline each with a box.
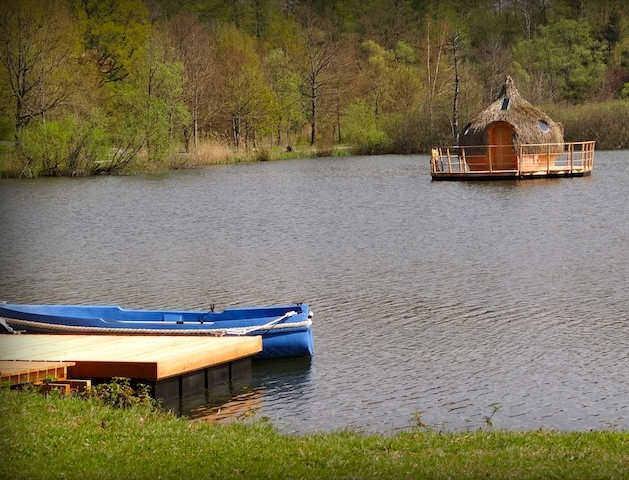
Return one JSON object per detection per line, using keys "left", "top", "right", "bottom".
{"left": 141, "top": 38, "right": 190, "bottom": 162}
{"left": 74, "top": 0, "right": 150, "bottom": 83}
{"left": 264, "top": 48, "right": 306, "bottom": 147}
{"left": 353, "top": 39, "right": 432, "bottom": 152}
{"left": 394, "top": 41, "right": 416, "bottom": 64}
{"left": 343, "top": 99, "right": 390, "bottom": 154}
{"left": 80, "top": 377, "right": 158, "bottom": 409}
{"left": 0, "top": 115, "right": 14, "bottom": 141}
{"left": 16, "top": 113, "right": 110, "bottom": 177}
{"left": 513, "top": 19, "right": 606, "bottom": 102}
{"left": 101, "top": 83, "right": 149, "bottom": 173}
{"left": 214, "top": 25, "right": 276, "bottom": 147}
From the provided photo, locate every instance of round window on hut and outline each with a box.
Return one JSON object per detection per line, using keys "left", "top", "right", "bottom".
{"left": 538, "top": 120, "right": 549, "bottom": 132}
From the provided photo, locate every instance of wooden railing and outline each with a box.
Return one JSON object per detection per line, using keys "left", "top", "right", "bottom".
{"left": 430, "top": 141, "right": 595, "bottom": 179}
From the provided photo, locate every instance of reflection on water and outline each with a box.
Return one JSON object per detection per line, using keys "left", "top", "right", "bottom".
{"left": 188, "top": 388, "right": 264, "bottom": 424}
{"left": 1, "top": 152, "right": 628, "bottom": 434}
{"left": 185, "top": 357, "right": 313, "bottom": 425}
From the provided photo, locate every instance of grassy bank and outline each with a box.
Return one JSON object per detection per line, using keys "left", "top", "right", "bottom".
{"left": 0, "top": 140, "right": 353, "bottom": 178}
{"left": 1, "top": 387, "right": 627, "bottom": 480}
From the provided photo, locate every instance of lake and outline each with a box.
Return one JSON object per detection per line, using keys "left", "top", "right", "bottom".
{"left": 1, "top": 151, "right": 627, "bottom": 434}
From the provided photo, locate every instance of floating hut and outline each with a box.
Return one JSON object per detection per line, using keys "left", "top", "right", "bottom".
{"left": 430, "top": 76, "right": 595, "bottom": 180}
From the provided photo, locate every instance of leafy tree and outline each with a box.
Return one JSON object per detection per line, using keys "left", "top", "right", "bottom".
{"left": 74, "top": 0, "right": 150, "bottom": 83}
{"left": 513, "top": 18, "right": 606, "bottom": 102}
{"left": 101, "top": 82, "right": 149, "bottom": 173}
{"left": 360, "top": 40, "right": 423, "bottom": 116}
{"left": 346, "top": 38, "right": 425, "bottom": 152}
{"left": 142, "top": 34, "right": 190, "bottom": 161}
{"left": 99, "top": 34, "right": 189, "bottom": 172}
{"left": 343, "top": 98, "right": 390, "bottom": 153}
{"left": 361, "top": 39, "right": 392, "bottom": 118}
{"left": 215, "top": 25, "right": 273, "bottom": 149}
{"left": 263, "top": 11, "right": 308, "bottom": 146}
{"left": 601, "top": 11, "right": 622, "bottom": 57}
{"left": 17, "top": 111, "right": 110, "bottom": 177}
{"left": 264, "top": 48, "right": 304, "bottom": 147}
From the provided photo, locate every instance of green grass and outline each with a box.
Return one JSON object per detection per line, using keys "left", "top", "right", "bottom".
{"left": 1, "top": 387, "right": 627, "bottom": 479}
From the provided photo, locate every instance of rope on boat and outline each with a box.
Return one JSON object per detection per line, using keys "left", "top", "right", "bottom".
{"left": 0, "top": 311, "right": 312, "bottom": 336}
{"left": 0, "top": 317, "right": 20, "bottom": 334}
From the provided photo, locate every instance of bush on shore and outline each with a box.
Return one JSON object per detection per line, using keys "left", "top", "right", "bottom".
{"left": 546, "top": 101, "right": 629, "bottom": 149}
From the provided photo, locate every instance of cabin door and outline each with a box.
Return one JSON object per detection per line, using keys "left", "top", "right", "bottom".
{"left": 488, "top": 122, "right": 516, "bottom": 170}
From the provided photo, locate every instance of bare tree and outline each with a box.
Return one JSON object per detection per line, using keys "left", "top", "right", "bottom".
{"left": 294, "top": 19, "right": 336, "bottom": 146}
{"left": 424, "top": 17, "right": 450, "bottom": 146}
{"left": 0, "top": 0, "right": 79, "bottom": 134}
{"left": 450, "top": 32, "right": 461, "bottom": 144}
{"left": 474, "top": 36, "right": 512, "bottom": 104}
{"left": 165, "top": 14, "right": 216, "bottom": 151}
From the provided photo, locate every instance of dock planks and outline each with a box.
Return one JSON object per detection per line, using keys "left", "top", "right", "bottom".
{"left": 0, "top": 360, "right": 75, "bottom": 386}
{"left": 0, "top": 334, "right": 262, "bottom": 381}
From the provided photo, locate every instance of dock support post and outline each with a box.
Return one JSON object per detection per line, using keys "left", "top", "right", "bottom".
{"left": 153, "top": 358, "right": 253, "bottom": 401}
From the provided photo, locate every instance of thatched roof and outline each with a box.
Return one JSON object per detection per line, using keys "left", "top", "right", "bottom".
{"left": 459, "top": 76, "right": 563, "bottom": 152}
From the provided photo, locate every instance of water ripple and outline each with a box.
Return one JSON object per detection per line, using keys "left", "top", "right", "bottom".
{"left": 1, "top": 153, "right": 628, "bottom": 434}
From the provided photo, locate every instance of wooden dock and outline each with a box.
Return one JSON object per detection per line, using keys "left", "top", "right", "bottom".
{"left": 0, "top": 334, "right": 262, "bottom": 400}
{"left": 0, "top": 360, "right": 75, "bottom": 385}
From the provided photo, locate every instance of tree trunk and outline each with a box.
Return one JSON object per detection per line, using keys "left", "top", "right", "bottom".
{"left": 232, "top": 117, "right": 240, "bottom": 147}
{"left": 310, "top": 86, "right": 317, "bottom": 145}
{"left": 451, "top": 33, "right": 460, "bottom": 144}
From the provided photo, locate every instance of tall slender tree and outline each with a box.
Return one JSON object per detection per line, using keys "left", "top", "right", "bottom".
{"left": 292, "top": 14, "right": 337, "bottom": 146}
{"left": 164, "top": 14, "right": 216, "bottom": 151}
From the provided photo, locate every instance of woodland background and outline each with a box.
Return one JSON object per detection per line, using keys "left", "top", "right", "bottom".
{"left": 1, "top": 0, "right": 628, "bottom": 177}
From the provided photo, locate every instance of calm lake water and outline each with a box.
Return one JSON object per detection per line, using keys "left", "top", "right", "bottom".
{"left": 1, "top": 152, "right": 628, "bottom": 434}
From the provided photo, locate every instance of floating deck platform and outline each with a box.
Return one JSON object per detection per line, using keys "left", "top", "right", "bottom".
{"left": 0, "top": 334, "right": 262, "bottom": 400}
{"left": 430, "top": 141, "right": 595, "bottom": 180}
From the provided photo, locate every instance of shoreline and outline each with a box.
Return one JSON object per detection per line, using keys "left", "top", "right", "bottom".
{"left": 1, "top": 386, "right": 628, "bottom": 479}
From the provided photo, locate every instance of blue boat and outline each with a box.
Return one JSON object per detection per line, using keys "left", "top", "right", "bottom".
{"left": 0, "top": 302, "right": 313, "bottom": 360}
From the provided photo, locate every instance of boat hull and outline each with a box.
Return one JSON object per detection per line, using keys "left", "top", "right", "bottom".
{"left": 0, "top": 303, "right": 314, "bottom": 360}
